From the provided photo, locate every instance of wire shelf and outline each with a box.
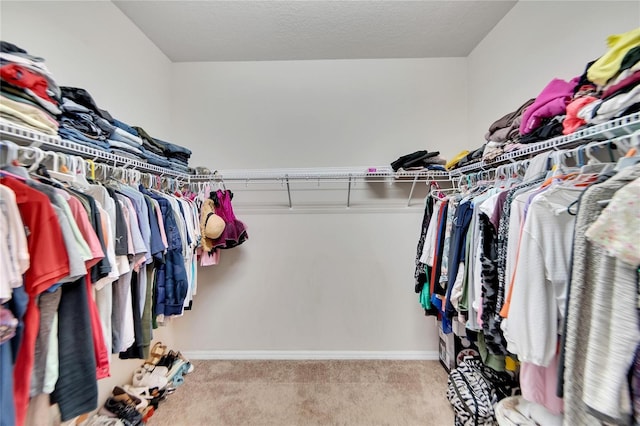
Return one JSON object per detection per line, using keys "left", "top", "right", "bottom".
{"left": 450, "top": 112, "right": 640, "bottom": 175}
{"left": 0, "top": 119, "right": 191, "bottom": 179}
{"left": 189, "top": 165, "right": 450, "bottom": 182}
{"left": 2, "top": 111, "right": 640, "bottom": 186}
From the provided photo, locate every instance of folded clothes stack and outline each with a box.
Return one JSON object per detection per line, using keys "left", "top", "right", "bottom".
{"left": 447, "top": 28, "right": 640, "bottom": 171}
{"left": 134, "top": 127, "right": 192, "bottom": 174}
{"left": 454, "top": 146, "right": 484, "bottom": 169}
{"left": 58, "top": 93, "right": 114, "bottom": 151}
{"left": 0, "top": 41, "right": 61, "bottom": 135}
{"left": 391, "top": 150, "right": 447, "bottom": 172}
{"left": 481, "top": 98, "right": 535, "bottom": 162}
{"left": 520, "top": 27, "right": 640, "bottom": 141}
{"left": 0, "top": 41, "right": 196, "bottom": 173}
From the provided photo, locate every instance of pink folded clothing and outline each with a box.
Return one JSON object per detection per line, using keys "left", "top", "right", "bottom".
{"left": 563, "top": 96, "right": 599, "bottom": 135}
{"left": 520, "top": 77, "right": 580, "bottom": 135}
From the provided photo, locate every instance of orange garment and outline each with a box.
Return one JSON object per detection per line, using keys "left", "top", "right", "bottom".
{"left": 563, "top": 96, "right": 598, "bottom": 135}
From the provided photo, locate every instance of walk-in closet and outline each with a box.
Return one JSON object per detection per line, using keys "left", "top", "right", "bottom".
{"left": 1, "top": 1, "right": 639, "bottom": 425}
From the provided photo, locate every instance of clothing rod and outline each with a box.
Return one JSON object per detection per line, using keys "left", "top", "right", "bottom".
{"left": 195, "top": 178, "right": 454, "bottom": 186}
{"left": 189, "top": 166, "right": 450, "bottom": 182}
{"left": 2, "top": 112, "right": 639, "bottom": 186}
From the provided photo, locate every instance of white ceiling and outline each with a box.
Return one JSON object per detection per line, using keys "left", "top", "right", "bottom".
{"left": 113, "top": 1, "right": 517, "bottom": 62}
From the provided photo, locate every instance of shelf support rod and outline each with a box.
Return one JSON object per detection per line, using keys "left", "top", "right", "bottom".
{"left": 285, "top": 174, "right": 292, "bottom": 208}
{"left": 407, "top": 174, "right": 419, "bottom": 207}
{"left": 347, "top": 174, "right": 353, "bottom": 208}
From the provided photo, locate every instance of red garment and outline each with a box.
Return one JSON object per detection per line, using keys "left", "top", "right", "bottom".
{"left": 0, "top": 177, "right": 69, "bottom": 296}
{"left": 602, "top": 70, "right": 640, "bottom": 99}
{"left": 429, "top": 202, "right": 448, "bottom": 296}
{"left": 85, "top": 276, "right": 110, "bottom": 379}
{"left": 1, "top": 176, "right": 69, "bottom": 426}
{"left": 66, "top": 194, "right": 104, "bottom": 269}
{"left": 0, "top": 64, "right": 57, "bottom": 105}
{"left": 64, "top": 194, "right": 109, "bottom": 378}
{"left": 562, "top": 96, "right": 598, "bottom": 135}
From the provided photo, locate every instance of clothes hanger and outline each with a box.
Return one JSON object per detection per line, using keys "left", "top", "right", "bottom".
{"left": 429, "top": 177, "right": 457, "bottom": 200}
{"left": 1, "top": 145, "right": 36, "bottom": 179}
{"left": 141, "top": 172, "right": 153, "bottom": 189}
{"left": 25, "top": 146, "right": 46, "bottom": 173}
{"left": 0, "top": 140, "right": 19, "bottom": 168}
{"left": 430, "top": 186, "right": 457, "bottom": 200}
{"left": 96, "top": 163, "right": 111, "bottom": 182}
{"left": 503, "top": 162, "right": 524, "bottom": 188}
{"left": 0, "top": 141, "right": 27, "bottom": 181}
{"left": 106, "top": 165, "right": 126, "bottom": 189}
{"left": 46, "top": 152, "right": 77, "bottom": 184}
{"left": 574, "top": 141, "right": 616, "bottom": 177}
{"left": 614, "top": 129, "right": 640, "bottom": 172}
{"left": 494, "top": 164, "right": 510, "bottom": 189}
{"left": 85, "top": 159, "right": 96, "bottom": 182}
{"left": 71, "top": 156, "right": 91, "bottom": 190}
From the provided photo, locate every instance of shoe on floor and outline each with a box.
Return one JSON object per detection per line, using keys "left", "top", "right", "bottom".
{"left": 112, "top": 386, "right": 148, "bottom": 411}
{"left": 132, "top": 365, "right": 169, "bottom": 389}
{"left": 99, "top": 397, "right": 144, "bottom": 426}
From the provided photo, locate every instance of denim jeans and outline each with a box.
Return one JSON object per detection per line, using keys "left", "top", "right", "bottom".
{"left": 170, "top": 164, "right": 190, "bottom": 174}
{"left": 143, "top": 150, "right": 172, "bottom": 168}
{"left": 152, "top": 137, "right": 192, "bottom": 156}
{"left": 0, "top": 340, "right": 16, "bottom": 426}
{"left": 109, "top": 129, "right": 142, "bottom": 149}
{"left": 108, "top": 139, "right": 144, "bottom": 156}
{"left": 139, "top": 188, "right": 188, "bottom": 317}
{"left": 59, "top": 128, "right": 110, "bottom": 150}
{"left": 111, "top": 118, "right": 139, "bottom": 137}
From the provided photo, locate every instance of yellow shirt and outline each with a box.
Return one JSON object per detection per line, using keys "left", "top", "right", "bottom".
{"left": 445, "top": 150, "right": 470, "bottom": 170}
{"left": 587, "top": 27, "right": 640, "bottom": 87}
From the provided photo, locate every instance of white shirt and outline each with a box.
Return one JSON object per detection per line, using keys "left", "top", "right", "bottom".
{"left": 0, "top": 184, "right": 29, "bottom": 302}
{"left": 506, "top": 186, "right": 582, "bottom": 366}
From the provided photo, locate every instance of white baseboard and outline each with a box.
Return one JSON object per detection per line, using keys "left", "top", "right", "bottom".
{"left": 182, "top": 350, "right": 439, "bottom": 361}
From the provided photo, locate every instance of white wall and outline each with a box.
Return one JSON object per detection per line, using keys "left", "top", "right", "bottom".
{"left": 170, "top": 58, "right": 467, "bottom": 355}
{"left": 173, "top": 212, "right": 439, "bottom": 355}
{"left": 5, "top": 0, "right": 638, "bottom": 419}
{"left": 0, "top": 0, "right": 176, "bottom": 417}
{"left": 467, "top": 0, "right": 640, "bottom": 146}
{"left": 172, "top": 58, "right": 468, "bottom": 167}
{"left": 0, "top": 0, "right": 173, "bottom": 137}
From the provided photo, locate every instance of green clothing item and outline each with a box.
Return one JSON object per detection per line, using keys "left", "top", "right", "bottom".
{"left": 477, "top": 332, "right": 506, "bottom": 372}
{"left": 420, "top": 265, "right": 432, "bottom": 310}
{"left": 141, "top": 264, "right": 155, "bottom": 359}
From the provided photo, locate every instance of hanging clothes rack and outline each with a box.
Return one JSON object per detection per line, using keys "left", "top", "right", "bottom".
{"left": 450, "top": 112, "right": 640, "bottom": 175}
{"left": 454, "top": 130, "right": 640, "bottom": 185}
{"left": 0, "top": 119, "right": 190, "bottom": 180}
{"left": 2, "top": 112, "right": 640, "bottom": 209}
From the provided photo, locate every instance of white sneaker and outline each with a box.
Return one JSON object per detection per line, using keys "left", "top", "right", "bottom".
{"left": 122, "top": 384, "right": 154, "bottom": 400}
{"left": 132, "top": 366, "right": 169, "bottom": 389}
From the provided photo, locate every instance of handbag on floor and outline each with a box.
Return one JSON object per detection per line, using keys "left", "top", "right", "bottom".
{"left": 446, "top": 358, "right": 517, "bottom": 426}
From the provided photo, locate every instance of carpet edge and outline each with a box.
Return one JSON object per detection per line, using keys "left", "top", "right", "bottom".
{"left": 182, "top": 350, "right": 439, "bottom": 360}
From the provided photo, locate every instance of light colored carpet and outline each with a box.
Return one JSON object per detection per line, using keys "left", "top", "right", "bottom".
{"left": 148, "top": 360, "right": 454, "bottom": 426}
